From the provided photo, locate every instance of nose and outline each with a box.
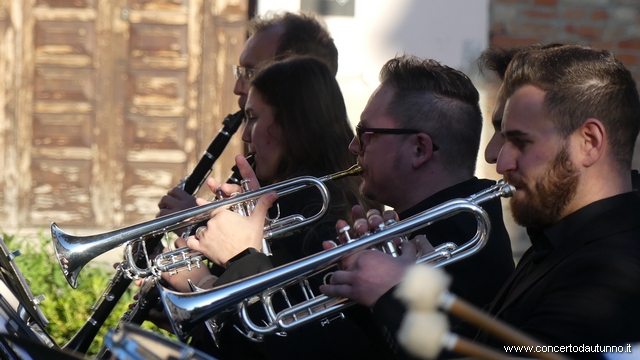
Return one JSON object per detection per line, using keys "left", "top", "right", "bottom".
{"left": 484, "top": 133, "right": 504, "bottom": 164}
{"left": 495, "top": 142, "right": 517, "bottom": 175}
{"left": 234, "top": 78, "right": 248, "bottom": 108}
{"left": 233, "top": 77, "right": 247, "bottom": 97}
{"left": 348, "top": 136, "right": 360, "bottom": 155}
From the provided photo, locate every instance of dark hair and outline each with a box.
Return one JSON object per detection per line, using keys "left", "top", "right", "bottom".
{"left": 379, "top": 55, "right": 483, "bottom": 176}
{"left": 249, "top": 12, "right": 339, "bottom": 76}
{"left": 503, "top": 45, "right": 640, "bottom": 170}
{"left": 249, "top": 56, "right": 369, "bottom": 212}
{"left": 477, "top": 43, "right": 565, "bottom": 80}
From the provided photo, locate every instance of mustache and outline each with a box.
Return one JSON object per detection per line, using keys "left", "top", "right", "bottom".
{"left": 504, "top": 173, "right": 524, "bottom": 188}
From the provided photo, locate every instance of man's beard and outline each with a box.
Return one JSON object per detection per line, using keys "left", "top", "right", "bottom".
{"left": 506, "top": 144, "right": 580, "bottom": 230}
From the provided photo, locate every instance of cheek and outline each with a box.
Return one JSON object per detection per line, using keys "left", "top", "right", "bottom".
{"left": 267, "top": 127, "right": 285, "bottom": 151}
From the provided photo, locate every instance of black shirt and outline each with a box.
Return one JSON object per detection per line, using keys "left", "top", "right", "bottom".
{"left": 478, "top": 192, "right": 640, "bottom": 359}
{"left": 372, "top": 178, "right": 515, "bottom": 359}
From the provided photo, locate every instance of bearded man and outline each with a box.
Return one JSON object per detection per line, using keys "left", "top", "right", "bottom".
{"left": 475, "top": 45, "right": 640, "bottom": 356}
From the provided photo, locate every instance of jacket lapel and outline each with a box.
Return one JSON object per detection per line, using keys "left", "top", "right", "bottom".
{"left": 486, "top": 247, "right": 534, "bottom": 314}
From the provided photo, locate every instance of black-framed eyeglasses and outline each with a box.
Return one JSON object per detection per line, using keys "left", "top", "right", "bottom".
{"left": 233, "top": 65, "right": 257, "bottom": 82}
{"left": 355, "top": 124, "right": 439, "bottom": 152}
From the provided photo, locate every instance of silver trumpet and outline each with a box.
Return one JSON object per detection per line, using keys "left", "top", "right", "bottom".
{"left": 51, "top": 164, "right": 363, "bottom": 289}
{"left": 158, "top": 181, "right": 515, "bottom": 342}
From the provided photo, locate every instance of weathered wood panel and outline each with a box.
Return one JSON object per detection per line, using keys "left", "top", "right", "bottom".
{"left": 0, "top": 3, "right": 9, "bottom": 225}
{"left": 1, "top": 0, "right": 247, "bottom": 231}
{"left": 119, "top": 0, "right": 196, "bottom": 224}
{"left": 13, "top": 0, "right": 36, "bottom": 228}
{"left": 30, "top": 3, "right": 97, "bottom": 227}
{"left": 34, "top": 21, "right": 95, "bottom": 67}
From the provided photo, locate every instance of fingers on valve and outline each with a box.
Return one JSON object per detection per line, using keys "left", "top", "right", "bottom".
{"left": 194, "top": 226, "right": 207, "bottom": 241}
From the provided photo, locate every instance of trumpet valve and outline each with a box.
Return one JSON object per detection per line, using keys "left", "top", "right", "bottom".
{"left": 383, "top": 241, "right": 400, "bottom": 258}
{"left": 215, "top": 187, "right": 224, "bottom": 201}
{"left": 241, "top": 179, "right": 251, "bottom": 192}
{"left": 338, "top": 225, "right": 352, "bottom": 243}
{"left": 261, "top": 238, "right": 272, "bottom": 256}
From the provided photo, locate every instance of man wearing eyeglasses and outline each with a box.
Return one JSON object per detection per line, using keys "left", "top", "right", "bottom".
{"left": 231, "top": 12, "right": 338, "bottom": 111}
{"left": 320, "top": 55, "right": 515, "bottom": 359}
{"left": 158, "top": 12, "right": 339, "bottom": 216}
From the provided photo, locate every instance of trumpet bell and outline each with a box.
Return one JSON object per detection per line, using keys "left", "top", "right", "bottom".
{"left": 51, "top": 222, "right": 116, "bottom": 289}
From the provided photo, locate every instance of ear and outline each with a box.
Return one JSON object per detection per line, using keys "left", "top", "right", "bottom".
{"left": 411, "top": 133, "right": 435, "bottom": 168}
{"left": 576, "top": 118, "right": 605, "bottom": 168}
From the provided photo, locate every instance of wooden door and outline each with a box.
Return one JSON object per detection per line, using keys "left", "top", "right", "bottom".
{"left": 0, "top": 0, "right": 247, "bottom": 231}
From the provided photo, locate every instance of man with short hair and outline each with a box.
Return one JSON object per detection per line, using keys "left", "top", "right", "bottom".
{"left": 158, "top": 12, "right": 339, "bottom": 215}
{"left": 478, "top": 43, "right": 640, "bottom": 191}
{"left": 320, "top": 55, "right": 515, "bottom": 359}
{"left": 474, "top": 45, "right": 640, "bottom": 355}
{"left": 231, "top": 12, "right": 338, "bottom": 110}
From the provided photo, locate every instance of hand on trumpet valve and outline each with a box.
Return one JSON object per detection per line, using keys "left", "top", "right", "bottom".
{"left": 320, "top": 239, "right": 419, "bottom": 308}
{"left": 186, "top": 192, "right": 278, "bottom": 267}
{"left": 334, "top": 206, "right": 403, "bottom": 245}
{"left": 157, "top": 154, "right": 258, "bottom": 220}
{"left": 205, "top": 154, "right": 261, "bottom": 200}
{"left": 320, "top": 206, "right": 433, "bottom": 307}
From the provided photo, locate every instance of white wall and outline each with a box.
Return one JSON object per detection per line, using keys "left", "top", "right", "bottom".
{"left": 257, "top": 0, "right": 490, "bottom": 125}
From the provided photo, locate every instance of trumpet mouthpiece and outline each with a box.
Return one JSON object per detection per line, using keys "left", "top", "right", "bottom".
{"left": 326, "top": 163, "right": 363, "bottom": 181}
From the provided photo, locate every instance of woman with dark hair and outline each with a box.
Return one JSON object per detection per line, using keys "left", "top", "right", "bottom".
{"left": 160, "top": 56, "right": 372, "bottom": 286}
{"left": 223, "top": 55, "right": 370, "bottom": 265}
{"left": 156, "top": 56, "right": 389, "bottom": 360}
{"left": 247, "top": 55, "right": 356, "bottom": 182}
{"left": 185, "top": 55, "right": 373, "bottom": 278}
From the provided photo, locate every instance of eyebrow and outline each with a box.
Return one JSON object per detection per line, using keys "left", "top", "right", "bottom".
{"left": 503, "top": 129, "right": 529, "bottom": 138}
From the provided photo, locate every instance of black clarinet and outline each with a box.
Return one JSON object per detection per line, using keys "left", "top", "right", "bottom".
{"left": 65, "top": 110, "right": 245, "bottom": 355}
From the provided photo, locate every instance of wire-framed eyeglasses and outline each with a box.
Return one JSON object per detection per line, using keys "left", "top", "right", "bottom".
{"left": 356, "top": 124, "right": 439, "bottom": 152}
{"left": 233, "top": 65, "right": 257, "bottom": 82}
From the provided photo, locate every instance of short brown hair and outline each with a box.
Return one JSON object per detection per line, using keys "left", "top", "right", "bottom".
{"left": 477, "top": 43, "right": 564, "bottom": 80}
{"left": 380, "top": 55, "right": 483, "bottom": 176}
{"left": 503, "top": 45, "right": 640, "bottom": 169}
{"left": 249, "top": 12, "right": 338, "bottom": 76}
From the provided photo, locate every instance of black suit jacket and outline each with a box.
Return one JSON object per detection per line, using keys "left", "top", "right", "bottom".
{"left": 477, "top": 192, "right": 640, "bottom": 359}
{"left": 372, "top": 178, "right": 515, "bottom": 359}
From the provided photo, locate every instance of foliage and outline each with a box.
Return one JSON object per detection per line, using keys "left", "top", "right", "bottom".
{"left": 2, "top": 231, "right": 170, "bottom": 357}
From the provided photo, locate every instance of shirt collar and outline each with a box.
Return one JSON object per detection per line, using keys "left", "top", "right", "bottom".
{"left": 533, "top": 192, "right": 639, "bottom": 251}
